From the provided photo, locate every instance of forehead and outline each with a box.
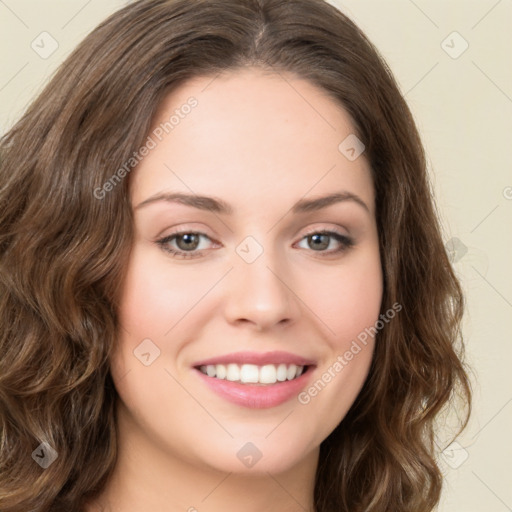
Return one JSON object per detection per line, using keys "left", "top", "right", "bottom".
{"left": 130, "top": 67, "right": 374, "bottom": 214}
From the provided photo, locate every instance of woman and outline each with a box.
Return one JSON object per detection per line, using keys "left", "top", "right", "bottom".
{"left": 0, "top": 0, "right": 471, "bottom": 511}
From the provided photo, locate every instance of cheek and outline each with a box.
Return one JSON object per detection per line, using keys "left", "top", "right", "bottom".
{"left": 117, "top": 245, "right": 213, "bottom": 336}
{"left": 303, "top": 248, "right": 383, "bottom": 348}
{"left": 294, "top": 248, "right": 382, "bottom": 419}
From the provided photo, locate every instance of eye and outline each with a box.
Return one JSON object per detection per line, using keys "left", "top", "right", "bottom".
{"left": 156, "top": 231, "right": 216, "bottom": 259}
{"left": 156, "top": 228, "right": 354, "bottom": 260}
{"left": 295, "top": 230, "right": 354, "bottom": 255}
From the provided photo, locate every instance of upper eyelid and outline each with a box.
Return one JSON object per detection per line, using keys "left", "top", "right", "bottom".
{"left": 159, "top": 220, "right": 351, "bottom": 238}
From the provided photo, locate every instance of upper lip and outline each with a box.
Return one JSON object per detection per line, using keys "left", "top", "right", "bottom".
{"left": 193, "top": 351, "right": 316, "bottom": 367}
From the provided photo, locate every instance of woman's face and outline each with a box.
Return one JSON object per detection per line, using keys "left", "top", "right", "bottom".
{"left": 111, "top": 67, "right": 383, "bottom": 475}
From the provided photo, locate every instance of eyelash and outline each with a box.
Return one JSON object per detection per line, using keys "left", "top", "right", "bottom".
{"left": 155, "top": 228, "right": 354, "bottom": 260}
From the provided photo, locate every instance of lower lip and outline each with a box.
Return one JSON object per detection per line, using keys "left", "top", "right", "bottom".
{"left": 194, "top": 368, "right": 313, "bottom": 409}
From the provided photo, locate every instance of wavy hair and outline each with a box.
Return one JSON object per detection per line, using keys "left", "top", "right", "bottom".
{"left": 0, "top": 0, "right": 471, "bottom": 510}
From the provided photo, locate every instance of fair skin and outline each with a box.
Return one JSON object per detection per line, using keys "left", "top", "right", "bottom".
{"left": 89, "top": 67, "right": 382, "bottom": 512}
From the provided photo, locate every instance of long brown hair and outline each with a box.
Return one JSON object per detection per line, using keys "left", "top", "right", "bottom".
{"left": 0, "top": 1, "right": 471, "bottom": 510}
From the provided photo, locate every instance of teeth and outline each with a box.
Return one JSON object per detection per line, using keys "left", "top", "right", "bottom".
{"left": 276, "top": 363, "right": 288, "bottom": 382}
{"left": 286, "top": 364, "right": 297, "bottom": 380}
{"left": 240, "top": 364, "right": 259, "bottom": 383}
{"left": 216, "top": 364, "right": 227, "bottom": 379}
{"left": 260, "top": 364, "right": 277, "bottom": 384}
{"left": 226, "top": 363, "right": 240, "bottom": 381}
{"left": 198, "top": 363, "right": 305, "bottom": 384}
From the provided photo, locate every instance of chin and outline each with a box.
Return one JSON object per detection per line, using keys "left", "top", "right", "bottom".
{"left": 179, "top": 426, "right": 321, "bottom": 476}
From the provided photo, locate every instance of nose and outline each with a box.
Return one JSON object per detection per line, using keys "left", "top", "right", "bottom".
{"left": 223, "top": 248, "right": 300, "bottom": 331}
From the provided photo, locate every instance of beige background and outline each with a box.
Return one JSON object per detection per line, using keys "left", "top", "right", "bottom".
{"left": 1, "top": 1, "right": 511, "bottom": 510}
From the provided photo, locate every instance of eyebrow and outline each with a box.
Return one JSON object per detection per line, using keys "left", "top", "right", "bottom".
{"left": 135, "top": 191, "right": 370, "bottom": 214}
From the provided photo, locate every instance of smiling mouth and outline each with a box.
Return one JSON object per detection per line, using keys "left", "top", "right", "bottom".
{"left": 196, "top": 363, "right": 311, "bottom": 385}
